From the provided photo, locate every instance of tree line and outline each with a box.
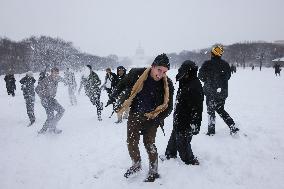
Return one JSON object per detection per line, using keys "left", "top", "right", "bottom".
{"left": 0, "top": 36, "right": 119, "bottom": 75}
{"left": 168, "top": 41, "right": 284, "bottom": 69}
{"left": 1, "top": 36, "right": 284, "bottom": 75}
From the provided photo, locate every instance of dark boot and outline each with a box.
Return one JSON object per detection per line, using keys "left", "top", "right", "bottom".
{"left": 185, "top": 157, "right": 200, "bottom": 165}
{"left": 206, "top": 127, "right": 215, "bottom": 136}
{"left": 229, "top": 124, "right": 239, "bottom": 135}
{"left": 144, "top": 173, "right": 160, "bottom": 182}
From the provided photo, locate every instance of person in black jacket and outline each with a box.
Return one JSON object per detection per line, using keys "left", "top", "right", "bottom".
{"left": 163, "top": 60, "right": 204, "bottom": 165}
{"left": 108, "top": 53, "right": 174, "bottom": 182}
{"left": 4, "top": 73, "right": 16, "bottom": 96}
{"left": 273, "top": 63, "right": 281, "bottom": 76}
{"left": 115, "top": 66, "right": 128, "bottom": 123}
{"left": 198, "top": 45, "right": 239, "bottom": 136}
{"left": 20, "top": 71, "right": 36, "bottom": 126}
{"left": 102, "top": 68, "right": 118, "bottom": 99}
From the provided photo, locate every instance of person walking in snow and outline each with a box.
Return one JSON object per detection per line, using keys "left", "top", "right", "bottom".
{"left": 163, "top": 60, "right": 204, "bottom": 165}
{"left": 114, "top": 66, "right": 129, "bottom": 124}
{"left": 273, "top": 63, "right": 281, "bottom": 76}
{"left": 4, "top": 73, "right": 16, "bottom": 96}
{"left": 198, "top": 45, "right": 239, "bottom": 136}
{"left": 108, "top": 53, "right": 174, "bottom": 182}
{"left": 35, "top": 67, "right": 65, "bottom": 134}
{"left": 20, "top": 71, "right": 36, "bottom": 126}
{"left": 102, "top": 67, "right": 118, "bottom": 104}
{"left": 64, "top": 68, "right": 77, "bottom": 105}
{"left": 78, "top": 65, "right": 103, "bottom": 121}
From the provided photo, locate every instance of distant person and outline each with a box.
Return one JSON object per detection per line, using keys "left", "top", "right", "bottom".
{"left": 102, "top": 68, "right": 118, "bottom": 102}
{"left": 251, "top": 65, "right": 255, "bottom": 70}
{"left": 78, "top": 65, "right": 103, "bottom": 121}
{"left": 20, "top": 71, "right": 36, "bottom": 126}
{"left": 64, "top": 68, "right": 77, "bottom": 105}
{"left": 230, "top": 64, "right": 236, "bottom": 74}
{"left": 108, "top": 53, "right": 174, "bottom": 182}
{"left": 115, "top": 66, "right": 129, "bottom": 123}
{"left": 4, "top": 73, "right": 16, "bottom": 97}
{"left": 162, "top": 60, "right": 204, "bottom": 165}
{"left": 36, "top": 67, "right": 65, "bottom": 134}
{"left": 273, "top": 63, "right": 281, "bottom": 76}
{"left": 198, "top": 45, "right": 239, "bottom": 136}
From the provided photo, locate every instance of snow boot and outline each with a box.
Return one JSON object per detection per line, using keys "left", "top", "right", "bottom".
{"left": 124, "top": 161, "right": 142, "bottom": 178}
{"left": 38, "top": 127, "right": 47, "bottom": 134}
{"left": 144, "top": 173, "right": 160, "bottom": 182}
{"left": 115, "top": 119, "right": 122, "bottom": 124}
{"left": 185, "top": 157, "right": 200, "bottom": 165}
{"left": 229, "top": 125, "right": 239, "bottom": 135}
{"left": 206, "top": 127, "right": 215, "bottom": 136}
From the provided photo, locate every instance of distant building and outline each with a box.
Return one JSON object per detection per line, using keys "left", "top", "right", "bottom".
{"left": 135, "top": 45, "right": 145, "bottom": 60}
{"left": 130, "top": 44, "right": 151, "bottom": 68}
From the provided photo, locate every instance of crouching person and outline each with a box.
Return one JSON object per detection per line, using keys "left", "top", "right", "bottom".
{"left": 35, "top": 67, "right": 65, "bottom": 134}
{"left": 164, "top": 60, "right": 204, "bottom": 165}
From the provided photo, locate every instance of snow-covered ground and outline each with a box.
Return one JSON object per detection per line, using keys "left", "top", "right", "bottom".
{"left": 0, "top": 68, "right": 283, "bottom": 189}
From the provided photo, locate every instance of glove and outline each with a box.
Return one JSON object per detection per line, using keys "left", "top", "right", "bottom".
{"left": 190, "top": 124, "right": 200, "bottom": 135}
{"left": 217, "top": 88, "right": 221, "bottom": 93}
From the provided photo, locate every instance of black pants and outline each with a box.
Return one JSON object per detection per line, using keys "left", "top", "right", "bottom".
{"left": 165, "top": 129, "right": 194, "bottom": 164}
{"left": 206, "top": 97, "right": 235, "bottom": 130}
{"left": 25, "top": 96, "right": 35, "bottom": 123}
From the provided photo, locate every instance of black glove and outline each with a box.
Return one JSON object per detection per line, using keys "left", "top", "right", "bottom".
{"left": 190, "top": 124, "right": 200, "bottom": 135}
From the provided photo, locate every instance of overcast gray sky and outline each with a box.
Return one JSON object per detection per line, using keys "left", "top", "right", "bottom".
{"left": 1, "top": 0, "right": 283, "bottom": 57}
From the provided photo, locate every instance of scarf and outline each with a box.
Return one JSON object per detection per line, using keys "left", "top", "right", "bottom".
{"left": 117, "top": 67, "right": 169, "bottom": 119}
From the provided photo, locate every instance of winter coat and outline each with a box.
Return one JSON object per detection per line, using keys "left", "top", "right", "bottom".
{"left": 4, "top": 74, "right": 16, "bottom": 90}
{"left": 111, "top": 68, "right": 174, "bottom": 127}
{"left": 198, "top": 56, "right": 231, "bottom": 100}
{"left": 81, "top": 71, "right": 101, "bottom": 97}
{"left": 104, "top": 72, "right": 118, "bottom": 89}
{"left": 174, "top": 77, "right": 204, "bottom": 133}
{"left": 35, "top": 75, "right": 64, "bottom": 99}
{"left": 20, "top": 76, "right": 36, "bottom": 98}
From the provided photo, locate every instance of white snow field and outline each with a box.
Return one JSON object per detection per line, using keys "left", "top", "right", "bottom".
{"left": 0, "top": 68, "right": 284, "bottom": 189}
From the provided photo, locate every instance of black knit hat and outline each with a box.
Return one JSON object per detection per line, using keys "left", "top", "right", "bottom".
{"left": 152, "top": 53, "right": 170, "bottom": 70}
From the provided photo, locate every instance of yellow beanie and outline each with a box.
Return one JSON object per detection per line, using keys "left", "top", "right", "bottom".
{"left": 212, "top": 45, "right": 224, "bottom": 57}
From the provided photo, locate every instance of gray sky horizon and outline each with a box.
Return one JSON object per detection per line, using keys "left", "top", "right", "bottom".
{"left": 1, "top": 0, "right": 284, "bottom": 57}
